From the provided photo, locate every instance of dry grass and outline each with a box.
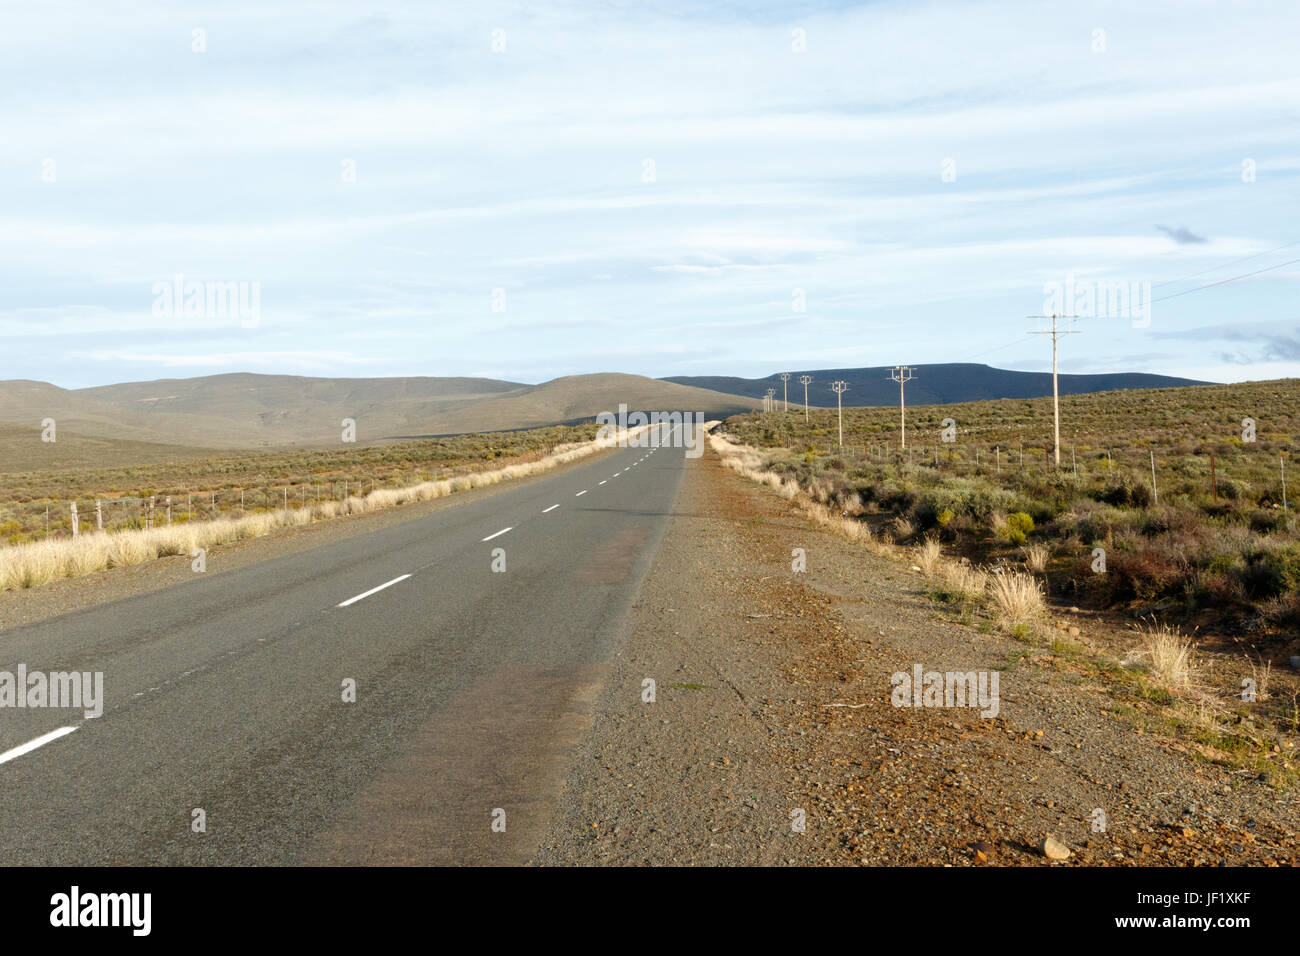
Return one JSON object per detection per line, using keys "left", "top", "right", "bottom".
{"left": 890, "top": 515, "right": 916, "bottom": 542}
{"left": 0, "top": 424, "right": 651, "bottom": 593}
{"left": 1140, "top": 620, "right": 1197, "bottom": 690}
{"left": 986, "top": 569, "right": 1046, "bottom": 626}
{"left": 710, "top": 430, "right": 877, "bottom": 548}
{"left": 1022, "top": 542, "right": 1051, "bottom": 574}
{"left": 916, "top": 537, "right": 943, "bottom": 577}
{"left": 939, "top": 562, "right": 989, "bottom": 603}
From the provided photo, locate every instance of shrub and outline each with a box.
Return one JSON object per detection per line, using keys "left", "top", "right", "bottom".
{"left": 987, "top": 570, "right": 1045, "bottom": 626}
{"left": 997, "top": 512, "right": 1034, "bottom": 546}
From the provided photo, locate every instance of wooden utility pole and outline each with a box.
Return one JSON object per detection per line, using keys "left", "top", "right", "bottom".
{"left": 830, "top": 381, "right": 849, "bottom": 448}
{"left": 765, "top": 387, "right": 776, "bottom": 413}
{"left": 1028, "top": 314, "right": 1079, "bottom": 467}
{"left": 799, "top": 375, "right": 813, "bottom": 423}
{"left": 780, "top": 372, "right": 791, "bottom": 412}
{"left": 888, "top": 366, "right": 915, "bottom": 449}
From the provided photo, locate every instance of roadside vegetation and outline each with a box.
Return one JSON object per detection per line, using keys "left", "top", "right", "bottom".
{"left": 724, "top": 379, "right": 1300, "bottom": 636}
{"left": 0, "top": 423, "right": 610, "bottom": 592}
{"left": 709, "top": 390, "right": 1300, "bottom": 788}
{"left": 0, "top": 424, "right": 598, "bottom": 545}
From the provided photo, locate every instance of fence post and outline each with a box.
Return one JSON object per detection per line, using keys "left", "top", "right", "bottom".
{"left": 96, "top": 499, "right": 103, "bottom": 530}
{"left": 147, "top": 496, "right": 155, "bottom": 530}
{"left": 71, "top": 501, "right": 79, "bottom": 537}
{"left": 1150, "top": 450, "right": 1158, "bottom": 506}
{"left": 166, "top": 496, "right": 172, "bottom": 525}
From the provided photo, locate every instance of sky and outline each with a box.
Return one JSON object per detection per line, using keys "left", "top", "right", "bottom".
{"left": 1, "top": 0, "right": 1297, "bottom": 389}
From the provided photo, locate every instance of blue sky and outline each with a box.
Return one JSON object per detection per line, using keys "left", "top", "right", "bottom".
{"left": 2, "top": 0, "right": 1297, "bottom": 388}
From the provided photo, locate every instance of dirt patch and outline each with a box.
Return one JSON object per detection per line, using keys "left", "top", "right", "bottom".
{"left": 536, "top": 445, "right": 1300, "bottom": 866}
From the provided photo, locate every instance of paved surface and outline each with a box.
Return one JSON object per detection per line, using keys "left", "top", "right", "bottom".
{"left": 0, "top": 430, "right": 686, "bottom": 864}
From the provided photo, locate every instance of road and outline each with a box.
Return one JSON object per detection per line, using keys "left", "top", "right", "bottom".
{"left": 0, "top": 429, "right": 686, "bottom": 864}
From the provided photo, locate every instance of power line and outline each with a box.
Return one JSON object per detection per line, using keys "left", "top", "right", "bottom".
{"left": 1153, "top": 239, "right": 1300, "bottom": 289}
{"left": 1152, "top": 255, "right": 1300, "bottom": 304}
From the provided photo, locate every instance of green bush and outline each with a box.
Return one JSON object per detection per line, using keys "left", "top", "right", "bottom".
{"left": 1000, "top": 511, "right": 1034, "bottom": 546}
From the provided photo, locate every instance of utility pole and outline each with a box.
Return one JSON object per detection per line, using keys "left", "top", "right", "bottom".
{"left": 765, "top": 387, "right": 776, "bottom": 413}
{"left": 888, "top": 366, "right": 915, "bottom": 450}
{"left": 1028, "top": 313, "right": 1079, "bottom": 468}
{"left": 780, "top": 373, "right": 790, "bottom": 411}
{"left": 799, "top": 374, "right": 812, "bottom": 423}
{"left": 830, "top": 380, "right": 849, "bottom": 448}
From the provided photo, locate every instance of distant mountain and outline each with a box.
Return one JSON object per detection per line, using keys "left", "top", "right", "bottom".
{"left": 662, "top": 364, "right": 1212, "bottom": 407}
{"left": 0, "top": 372, "right": 759, "bottom": 454}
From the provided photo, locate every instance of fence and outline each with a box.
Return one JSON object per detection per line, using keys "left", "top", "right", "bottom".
{"left": 0, "top": 477, "right": 390, "bottom": 545}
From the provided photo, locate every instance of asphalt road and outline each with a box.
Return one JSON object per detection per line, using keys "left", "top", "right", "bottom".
{"left": 0, "top": 428, "right": 687, "bottom": 864}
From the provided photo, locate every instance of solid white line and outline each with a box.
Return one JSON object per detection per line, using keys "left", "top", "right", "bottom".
{"left": 481, "top": 527, "right": 513, "bottom": 542}
{"left": 575, "top": 490, "right": 587, "bottom": 497}
{"left": 542, "top": 504, "right": 559, "bottom": 513}
{"left": 337, "top": 573, "right": 412, "bottom": 607}
{"left": 0, "top": 726, "right": 78, "bottom": 766}
{"left": 598, "top": 480, "right": 606, "bottom": 485}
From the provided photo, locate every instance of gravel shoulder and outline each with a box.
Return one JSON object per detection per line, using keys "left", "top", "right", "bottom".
{"left": 535, "top": 444, "right": 1300, "bottom": 866}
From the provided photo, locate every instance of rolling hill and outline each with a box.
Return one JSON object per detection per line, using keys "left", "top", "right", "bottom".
{"left": 663, "top": 363, "right": 1211, "bottom": 407}
{"left": 0, "top": 372, "right": 760, "bottom": 463}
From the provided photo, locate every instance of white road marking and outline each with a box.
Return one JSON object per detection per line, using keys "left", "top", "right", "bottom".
{"left": 575, "top": 490, "right": 587, "bottom": 497}
{"left": 481, "top": 527, "right": 513, "bottom": 542}
{"left": 599, "top": 480, "right": 606, "bottom": 485}
{"left": 0, "top": 726, "right": 78, "bottom": 766}
{"left": 337, "top": 573, "right": 413, "bottom": 607}
{"left": 542, "top": 504, "right": 559, "bottom": 513}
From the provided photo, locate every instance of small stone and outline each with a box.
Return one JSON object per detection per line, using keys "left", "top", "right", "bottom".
{"left": 1040, "top": 836, "right": 1072, "bottom": 861}
{"left": 972, "top": 840, "right": 994, "bottom": 863}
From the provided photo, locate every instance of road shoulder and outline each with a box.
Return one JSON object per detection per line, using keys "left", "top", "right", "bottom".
{"left": 535, "top": 445, "right": 1300, "bottom": 865}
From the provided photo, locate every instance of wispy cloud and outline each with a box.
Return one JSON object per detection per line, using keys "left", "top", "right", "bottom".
{"left": 2, "top": 0, "right": 1297, "bottom": 386}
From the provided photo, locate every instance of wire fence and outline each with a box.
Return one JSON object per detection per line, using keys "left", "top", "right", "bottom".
{"left": 0, "top": 477, "right": 392, "bottom": 544}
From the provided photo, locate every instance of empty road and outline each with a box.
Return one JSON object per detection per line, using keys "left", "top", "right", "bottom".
{"left": 0, "top": 430, "right": 687, "bottom": 864}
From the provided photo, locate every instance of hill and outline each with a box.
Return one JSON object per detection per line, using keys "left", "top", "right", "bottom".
{"left": 663, "top": 364, "right": 1211, "bottom": 407}
{"left": 0, "top": 372, "right": 759, "bottom": 463}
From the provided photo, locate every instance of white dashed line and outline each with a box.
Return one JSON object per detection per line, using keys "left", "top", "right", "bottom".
{"left": 575, "top": 490, "right": 587, "bottom": 497}
{"left": 599, "top": 480, "right": 606, "bottom": 485}
{"left": 481, "top": 527, "right": 513, "bottom": 542}
{"left": 337, "top": 573, "right": 412, "bottom": 607}
{"left": 0, "top": 726, "right": 78, "bottom": 766}
{"left": 542, "top": 504, "right": 559, "bottom": 513}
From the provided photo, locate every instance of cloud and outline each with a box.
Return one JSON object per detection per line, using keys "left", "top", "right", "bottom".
{"left": 1155, "top": 225, "right": 1208, "bottom": 245}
